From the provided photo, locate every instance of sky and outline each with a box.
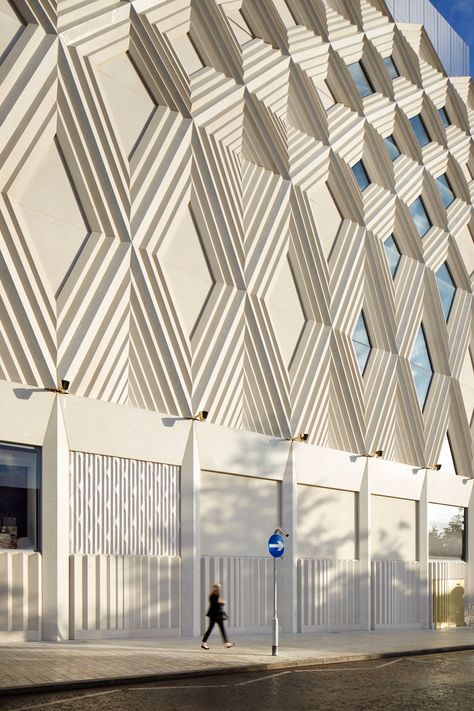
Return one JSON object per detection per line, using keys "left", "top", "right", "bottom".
{"left": 430, "top": 0, "right": 474, "bottom": 78}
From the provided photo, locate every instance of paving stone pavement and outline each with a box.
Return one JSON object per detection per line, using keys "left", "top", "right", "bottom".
{"left": 1, "top": 627, "right": 474, "bottom": 695}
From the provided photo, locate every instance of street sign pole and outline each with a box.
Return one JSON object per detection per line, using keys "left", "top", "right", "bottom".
{"left": 272, "top": 556, "right": 278, "bottom": 655}
{"left": 267, "top": 531, "right": 285, "bottom": 656}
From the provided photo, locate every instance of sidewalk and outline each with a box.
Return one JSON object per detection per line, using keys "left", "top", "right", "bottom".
{"left": 1, "top": 627, "right": 474, "bottom": 696}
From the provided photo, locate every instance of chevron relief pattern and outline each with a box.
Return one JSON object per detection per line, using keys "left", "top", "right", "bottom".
{"left": 0, "top": 0, "right": 473, "bottom": 472}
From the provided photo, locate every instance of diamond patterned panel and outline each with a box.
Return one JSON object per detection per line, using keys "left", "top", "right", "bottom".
{"left": 159, "top": 205, "right": 214, "bottom": 338}
{"left": 10, "top": 138, "right": 90, "bottom": 296}
{"left": 265, "top": 254, "right": 306, "bottom": 368}
{"left": 0, "top": 0, "right": 472, "bottom": 472}
{"left": 96, "top": 52, "right": 156, "bottom": 159}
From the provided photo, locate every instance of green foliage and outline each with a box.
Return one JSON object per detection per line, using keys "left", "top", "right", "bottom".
{"left": 429, "top": 509, "right": 464, "bottom": 558}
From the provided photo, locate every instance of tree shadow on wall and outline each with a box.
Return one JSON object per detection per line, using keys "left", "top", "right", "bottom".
{"left": 201, "top": 438, "right": 432, "bottom": 632}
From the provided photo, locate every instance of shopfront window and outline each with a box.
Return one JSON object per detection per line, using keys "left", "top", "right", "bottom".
{"left": 428, "top": 503, "right": 465, "bottom": 560}
{"left": 0, "top": 443, "right": 40, "bottom": 551}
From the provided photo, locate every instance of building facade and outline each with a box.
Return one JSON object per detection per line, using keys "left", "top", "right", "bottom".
{"left": 0, "top": 0, "right": 473, "bottom": 642}
{"left": 386, "top": 0, "right": 469, "bottom": 77}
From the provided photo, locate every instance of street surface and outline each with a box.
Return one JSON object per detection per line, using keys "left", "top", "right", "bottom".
{"left": 1, "top": 651, "right": 473, "bottom": 711}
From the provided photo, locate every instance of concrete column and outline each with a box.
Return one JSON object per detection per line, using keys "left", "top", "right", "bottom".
{"left": 418, "top": 473, "right": 430, "bottom": 628}
{"left": 42, "top": 397, "right": 70, "bottom": 641}
{"left": 281, "top": 444, "right": 297, "bottom": 633}
{"left": 359, "top": 465, "right": 371, "bottom": 630}
{"left": 180, "top": 424, "right": 201, "bottom": 637}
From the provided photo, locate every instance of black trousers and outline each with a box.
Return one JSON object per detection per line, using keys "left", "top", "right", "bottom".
{"left": 202, "top": 617, "right": 228, "bottom": 643}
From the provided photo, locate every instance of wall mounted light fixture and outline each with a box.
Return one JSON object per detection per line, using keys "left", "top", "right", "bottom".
{"left": 366, "top": 450, "right": 383, "bottom": 458}
{"left": 426, "top": 463, "right": 441, "bottom": 471}
{"left": 46, "top": 379, "right": 70, "bottom": 394}
{"left": 187, "top": 411, "right": 208, "bottom": 422}
{"left": 287, "top": 433, "right": 309, "bottom": 442}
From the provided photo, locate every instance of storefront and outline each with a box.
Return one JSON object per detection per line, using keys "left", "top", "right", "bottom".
{"left": 0, "top": 443, "right": 40, "bottom": 553}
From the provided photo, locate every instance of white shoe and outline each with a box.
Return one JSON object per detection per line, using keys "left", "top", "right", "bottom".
{"left": 224, "top": 642, "right": 235, "bottom": 648}
{"left": 201, "top": 643, "right": 209, "bottom": 650}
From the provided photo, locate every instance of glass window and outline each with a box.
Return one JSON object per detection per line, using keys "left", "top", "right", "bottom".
{"left": 347, "top": 61, "right": 374, "bottom": 98}
{"left": 410, "top": 325, "right": 432, "bottom": 409}
{"left": 435, "top": 262, "right": 456, "bottom": 321}
{"left": 409, "top": 114, "right": 431, "bottom": 147}
{"left": 352, "top": 312, "right": 371, "bottom": 374}
{"left": 438, "top": 107, "right": 450, "bottom": 128}
{"left": 383, "top": 56, "right": 399, "bottom": 79}
{"left": 384, "top": 134, "right": 400, "bottom": 161}
{"left": 352, "top": 160, "right": 370, "bottom": 191}
{"left": 409, "top": 197, "right": 431, "bottom": 238}
{"left": 383, "top": 235, "right": 401, "bottom": 277}
{"left": 0, "top": 443, "right": 40, "bottom": 550}
{"left": 428, "top": 503, "right": 465, "bottom": 559}
{"left": 436, "top": 173, "right": 455, "bottom": 209}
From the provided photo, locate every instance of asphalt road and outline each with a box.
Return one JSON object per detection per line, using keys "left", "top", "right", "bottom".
{"left": 1, "top": 652, "right": 474, "bottom": 711}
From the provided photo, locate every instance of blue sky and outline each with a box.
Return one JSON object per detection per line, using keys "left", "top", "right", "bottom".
{"left": 430, "top": 0, "right": 474, "bottom": 77}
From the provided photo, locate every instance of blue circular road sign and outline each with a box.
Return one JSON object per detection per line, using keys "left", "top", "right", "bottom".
{"left": 268, "top": 533, "right": 285, "bottom": 558}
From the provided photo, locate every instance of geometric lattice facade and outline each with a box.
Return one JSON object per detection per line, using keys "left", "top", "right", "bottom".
{"left": 0, "top": 0, "right": 473, "bottom": 643}
{"left": 1, "top": 0, "right": 472, "bottom": 474}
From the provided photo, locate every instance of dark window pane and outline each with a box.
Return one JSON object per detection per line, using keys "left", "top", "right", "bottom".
{"left": 409, "top": 197, "right": 431, "bottom": 238}
{"left": 352, "top": 312, "right": 371, "bottom": 374}
{"left": 438, "top": 107, "right": 450, "bottom": 128}
{"left": 383, "top": 56, "right": 399, "bottom": 79}
{"left": 436, "top": 174, "right": 455, "bottom": 208}
{"left": 428, "top": 504, "right": 465, "bottom": 559}
{"left": 410, "top": 326, "right": 432, "bottom": 409}
{"left": 383, "top": 235, "right": 401, "bottom": 277}
{"left": 352, "top": 160, "right": 370, "bottom": 191}
{"left": 348, "top": 61, "right": 374, "bottom": 97}
{"left": 384, "top": 135, "right": 400, "bottom": 161}
{"left": 409, "top": 114, "right": 431, "bottom": 147}
{"left": 0, "top": 443, "right": 40, "bottom": 551}
{"left": 436, "top": 263, "right": 456, "bottom": 320}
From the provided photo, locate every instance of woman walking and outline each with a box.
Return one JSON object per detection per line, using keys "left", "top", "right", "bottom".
{"left": 201, "top": 583, "right": 235, "bottom": 649}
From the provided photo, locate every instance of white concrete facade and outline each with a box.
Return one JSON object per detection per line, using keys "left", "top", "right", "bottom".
{"left": 0, "top": 0, "right": 473, "bottom": 642}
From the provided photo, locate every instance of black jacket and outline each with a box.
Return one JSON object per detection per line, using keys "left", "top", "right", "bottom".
{"left": 206, "top": 592, "right": 224, "bottom": 620}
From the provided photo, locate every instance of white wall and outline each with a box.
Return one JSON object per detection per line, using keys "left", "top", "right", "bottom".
{"left": 200, "top": 470, "right": 279, "bottom": 557}
{"left": 201, "top": 555, "right": 275, "bottom": 632}
{"left": 297, "top": 484, "right": 357, "bottom": 559}
{"left": 70, "top": 555, "right": 181, "bottom": 639}
{"left": 371, "top": 495, "right": 417, "bottom": 560}
{"left": 371, "top": 560, "right": 420, "bottom": 627}
{"left": 298, "top": 558, "right": 360, "bottom": 630}
{"left": 0, "top": 552, "right": 41, "bottom": 641}
{"left": 1, "top": 384, "right": 474, "bottom": 640}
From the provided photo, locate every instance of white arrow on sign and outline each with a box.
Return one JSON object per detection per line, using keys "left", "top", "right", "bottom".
{"left": 269, "top": 540, "right": 284, "bottom": 552}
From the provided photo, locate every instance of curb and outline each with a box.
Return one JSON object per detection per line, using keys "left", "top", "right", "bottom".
{"left": 1, "top": 644, "right": 474, "bottom": 698}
